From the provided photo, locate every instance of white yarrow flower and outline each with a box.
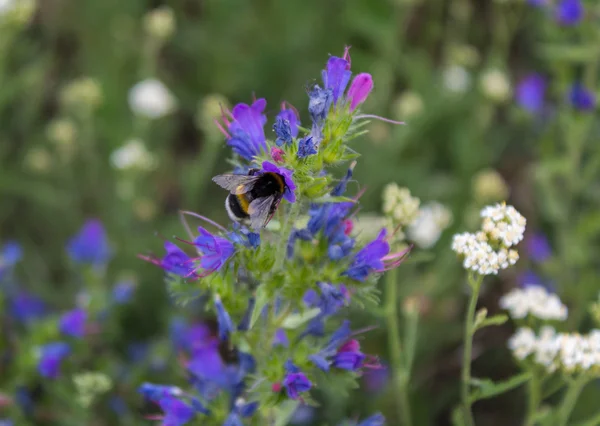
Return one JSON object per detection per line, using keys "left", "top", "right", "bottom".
{"left": 500, "top": 285, "right": 568, "bottom": 321}
{"left": 128, "top": 79, "right": 176, "bottom": 119}
{"left": 407, "top": 202, "right": 452, "bottom": 249}
{"left": 110, "top": 139, "right": 157, "bottom": 171}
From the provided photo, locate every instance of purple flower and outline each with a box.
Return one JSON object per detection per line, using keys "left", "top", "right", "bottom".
{"left": 569, "top": 83, "right": 596, "bottom": 111}
{"left": 309, "top": 320, "right": 352, "bottom": 371}
{"left": 304, "top": 282, "right": 349, "bottom": 316}
{"left": 282, "top": 361, "right": 312, "bottom": 400}
{"left": 297, "top": 137, "right": 318, "bottom": 158}
{"left": 516, "top": 74, "right": 546, "bottom": 113}
{"left": 38, "top": 342, "right": 71, "bottom": 378}
{"left": 332, "top": 339, "right": 366, "bottom": 371}
{"left": 556, "top": 0, "right": 583, "bottom": 25}
{"left": 261, "top": 161, "right": 297, "bottom": 203}
{"left": 363, "top": 363, "right": 389, "bottom": 392}
{"left": 308, "top": 85, "right": 333, "bottom": 124}
{"left": 273, "top": 328, "right": 289, "bottom": 347}
{"left": 112, "top": 280, "right": 136, "bottom": 304}
{"left": 214, "top": 295, "right": 234, "bottom": 341}
{"left": 357, "top": 413, "right": 386, "bottom": 426}
{"left": 158, "top": 395, "right": 195, "bottom": 426}
{"left": 139, "top": 383, "right": 183, "bottom": 401}
{"left": 10, "top": 292, "right": 46, "bottom": 323}
{"left": 344, "top": 229, "right": 390, "bottom": 282}
{"left": 274, "top": 116, "right": 292, "bottom": 146}
{"left": 0, "top": 241, "right": 22, "bottom": 280}
{"left": 194, "top": 227, "right": 235, "bottom": 273}
{"left": 59, "top": 308, "right": 87, "bottom": 338}
{"left": 66, "top": 219, "right": 111, "bottom": 266}
{"left": 527, "top": 233, "right": 552, "bottom": 262}
{"left": 347, "top": 73, "right": 374, "bottom": 111}
{"left": 218, "top": 99, "right": 268, "bottom": 161}
{"left": 323, "top": 55, "right": 352, "bottom": 105}
{"left": 141, "top": 241, "right": 198, "bottom": 278}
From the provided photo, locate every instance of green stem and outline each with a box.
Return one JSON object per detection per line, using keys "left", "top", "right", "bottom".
{"left": 525, "top": 372, "right": 541, "bottom": 426}
{"left": 556, "top": 376, "right": 588, "bottom": 426}
{"left": 385, "top": 267, "right": 413, "bottom": 426}
{"left": 461, "top": 273, "right": 483, "bottom": 426}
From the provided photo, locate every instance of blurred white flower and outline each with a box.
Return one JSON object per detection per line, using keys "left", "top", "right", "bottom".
{"left": 110, "top": 139, "right": 157, "bottom": 171}
{"left": 508, "top": 327, "right": 537, "bottom": 360}
{"left": 407, "top": 202, "right": 452, "bottom": 249}
{"left": 144, "top": 6, "right": 175, "bottom": 41}
{"left": 500, "top": 285, "right": 568, "bottom": 321}
{"left": 382, "top": 183, "right": 420, "bottom": 227}
{"left": 0, "top": 0, "right": 15, "bottom": 14}
{"left": 0, "top": 0, "right": 35, "bottom": 23}
{"left": 393, "top": 92, "right": 424, "bottom": 119}
{"left": 479, "top": 69, "right": 512, "bottom": 103}
{"left": 443, "top": 65, "right": 471, "bottom": 94}
{"left": 128, "top": 79, "right": 175, "bottom": 119}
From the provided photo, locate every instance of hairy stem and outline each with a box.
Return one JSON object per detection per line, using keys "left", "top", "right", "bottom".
{"left": 461, "top": 274, "right": 483, "bottom": 426}
{"left": 556, "top": 376, "right": 588, "bottom": 426}
{"left": 385, "top": 267, "right": 413, "bottom": 426}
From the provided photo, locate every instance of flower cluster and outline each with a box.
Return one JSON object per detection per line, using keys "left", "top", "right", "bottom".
{"left": 499, "top": 285, "right": 567, "bottom": 321}
{"left": 137, "top": 47, "right": 402, "bottom": 425}
{"left": 452, "top": 203, "right": 525, "bottom": 275}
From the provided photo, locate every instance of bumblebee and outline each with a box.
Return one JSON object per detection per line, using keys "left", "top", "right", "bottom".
{"left": 212, "top": 169, "right": 287, "bottom": 229}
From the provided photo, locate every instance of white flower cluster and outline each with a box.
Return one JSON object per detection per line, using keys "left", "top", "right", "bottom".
{"left": 499, "top": 285, "right": 568, "bottom": 321}
{"left": 508, "top": 327, "right": 600, "bottom": 375}
{"left": 407, "top": 202, "right": 452, "bottom": 249}
{"left": 451, "top": 203, "right": 525, "bottom": 275}
{"left": 382, "top": 183, "right": 420, "bottom": 227}
{"left": 110, "top": 139, "right": 157, "bottom": 171}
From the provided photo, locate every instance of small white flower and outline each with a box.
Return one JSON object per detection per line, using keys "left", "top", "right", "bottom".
{"left": 128, "top": 79, "right": 176, "bottom": 119}
{"left": 499, "top": 285, "right": 568, "bottom": 321}
{"left": 443, "top": 65, "right": 471, "bottom": 94}
{"left": 479, "top": 69, "right": 512, "bottom": 103}
{"left": 508, "top": 327, "right": 537, "bottom": 360}
{"left": 407, "top": 202, "right": 452, "bottom": 249}
{"left": 110, "top": 139, "right": 157, "bottom": 171}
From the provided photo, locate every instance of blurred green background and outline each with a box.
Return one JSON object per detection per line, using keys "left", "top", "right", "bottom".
{"left": 2, "top": 0, "right": 600, "bottom": 424}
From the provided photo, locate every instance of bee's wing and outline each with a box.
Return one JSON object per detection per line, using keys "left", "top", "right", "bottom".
{"left": 248, "top": 195, "right": 277, "bottom": 229}
{"left": 212, "top": 174, "right": 260, "bottom": 194}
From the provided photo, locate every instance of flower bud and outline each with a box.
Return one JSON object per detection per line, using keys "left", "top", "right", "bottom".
{"left": 60, "top": 78, "right": 103, "bottom": 112}
{"left": 347, "top": 73, "right": 373, "bottom": 111}
{"left": 479, "top": 69, "right": 512, "bottom": 103}
{"left": 143, "top": 7, "right": 175, "bottom": 41}
{"left": 472, "top": 169, "right": 509, "bottom": 203}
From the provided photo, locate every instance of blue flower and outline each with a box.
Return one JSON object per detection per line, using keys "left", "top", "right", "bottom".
{"left": 516, "top": 74, "right": 546, "bottom": 113}
{"left": 272, "top": 328, "right": 289, "bottom": 347}
{"left": 308, "top": 85, "right": 333, "bottom": 124}
{"left": 220, "top": 99, "right": 268, "bottom": 161}
{"left": 274, "top": 116, "right": 293, "bottom": 146}
{"left": 344, "top": 229, "right": 390, "bottom": 282}
{"left": 59, "top": 308, "right": 87, "bottom": 338}
{"left": 277, "top": 104, "right": 300, "bottom": 138}
{"left": 112, "top": 280, "right": 136, "bottom": 304}
{"left": 332, "top": 339, "right": 366, "bottom": 371}
{"left": 555, "top": 0, "right": 583, "bottom": 26}
{"left": 309, "top": 320, "right": 352, "bottom": 371}
{"left": 0, "top": 241, "right": 21, "bottom": 280}
{"left": 142, "top": 241, "right": 198, "bottom": 278}
{"left": 158, "top": 395, "right": 195, "bottom": 426}
{"left": 297, "top": 136, "right": 318, "bottom": 158}
{"left": 568, "top": 83, "right": 596, "bottom": 111}
{"left": 194, "top": 227, "right": 235, "bottom": 273}
{"left": 139, "top": 383, "right": 184, "bottom": 401}
{"left": 66, "top": 219, "right": 111, "bottom": 266}
{"left": 261, "top": 161, "right": 297, "bottom": 203}
{"left": 38, "top": 342, "right": 71, "bottom": 378}
{"left": 323, "top": 54, "right": 352, "bottom": 105}
{"left": 357, "top": 413, "right": 385, "bottom": 426}
{"left": 527, "top": 233, "right": 552, "bottom": 262}
{"left": 282, "top": 361, "right": 312, "bottom": 400}
{"left": 304, "top": 282, "right": 349, "bottom": 316}
{"left": 214, "top": 295, "right": 234, "bottom": 341}
{"left": 227, "top": 225, "right": 260, "bottom": 249}
{"left": 10, "top": 292, "right": 46, "bottom": 323}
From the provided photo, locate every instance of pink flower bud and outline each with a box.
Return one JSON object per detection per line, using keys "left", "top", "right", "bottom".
{"left": 270, "top": 147, "right": 285, "bottom": 163}
{"left": 347, "top": 73, "right": 373, "bottom": 111}
{"left": 271, "top": 382, "right": 282, "bottom": 392}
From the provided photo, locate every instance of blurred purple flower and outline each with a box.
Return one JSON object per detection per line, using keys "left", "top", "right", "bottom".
{"left": 112, "top": 280, "right": 136, "bottom": 304}
{"left": 363, "top": 363, "right": 389, "bottom": 392}
{"left": 569, "top": 83, "right": 596, "bottom": 111}
{"left": 283, "top": 361, "right": 312, "bottom": 400}
{"left": 516, "top": 74, "right": 546, "bottom": 113}
{"left": 527, "top": 233, "right": 552, "bottom": 262}
{"left": 261, "top": 161, "right": 297, "bottom": 203}
{"left": 517, "top": 270, "right": 555, "bottom": 291}
{"left": 59, "top": 308, "right": 87, "bottom": 338}
{"left": 66, "top": 219, "right": 111, "bottom": 266}
{"left": 332, "top": 339, "right": 366, "bottom": 371}
{"left": 217, "top": 99, "right": 268, "bottom": 161}
{"left": 10, "top": 292, "right": 46, "bottom": 323}
{"left": 527, "top": 0, "right": 547, "bottom": 6}
{"left": 38, "top": 342, "right": 71, "bottom": 378}
{"left": 0, "top": 241, "right": 22, "bottom": 280}
{"left": 214, "top": 295, "right": 234, "bottom": 341}
{"left": 357, "top": 413, "right": 385, "bottom": 426}
{"left": 273, "top": 328, "right": 289, "bottom": 347}
{"left": 158, "top": 395, "right": 195, "bottom": 426}
{"left": 556, "top": 0, "right": 583, "bottom": 25}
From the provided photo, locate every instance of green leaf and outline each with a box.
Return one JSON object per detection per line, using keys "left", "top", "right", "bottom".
{"left": 474, "top": 310, "right": 508, "bottom": 331}
{"left": 274, "top": 400, "right": 300, "bottom": 426}
{"left": 469, "top": 373, "right": 531, "bottom": 403}
{"left": 250, "top": 285, "right": 270, "bottom": 329}
{"left": 281, "top": 308, "right": 321, "bottom": 329}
